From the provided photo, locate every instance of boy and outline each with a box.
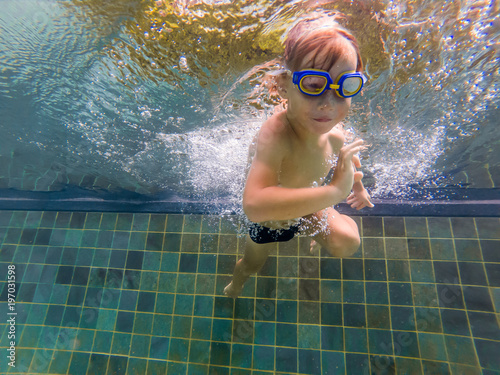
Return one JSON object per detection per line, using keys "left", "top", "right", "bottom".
{"left": 225, "top": 13, "right": 373, "bottom": 298}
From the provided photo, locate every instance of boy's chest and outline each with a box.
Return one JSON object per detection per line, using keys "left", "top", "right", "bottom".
{"left": 279, "top": 146, "right": 336, "bottom": 188}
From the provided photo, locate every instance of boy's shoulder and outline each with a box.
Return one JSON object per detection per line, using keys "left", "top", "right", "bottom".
{"left": 257, "top": 111, "right": 292, "bottom": 149}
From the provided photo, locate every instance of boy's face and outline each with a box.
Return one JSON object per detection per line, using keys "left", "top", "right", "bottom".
{"left": 281, "top": 42, "right": 358, "bottom": 135}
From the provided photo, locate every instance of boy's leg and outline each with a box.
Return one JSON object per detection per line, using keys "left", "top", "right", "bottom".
{"left": 304, "top": 207, "right": 360, "bottom": 258}
{"left": 224, "top": 234, "right": 274, "bottom": 298}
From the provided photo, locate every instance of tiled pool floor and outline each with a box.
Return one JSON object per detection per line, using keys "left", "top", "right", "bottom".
{"left": 0, "top": 211, "right": 499, "bottom": 374}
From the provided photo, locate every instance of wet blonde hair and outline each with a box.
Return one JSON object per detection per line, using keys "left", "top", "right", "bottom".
{"left": 283, "top": 12, "right": 363, "bottom": 72}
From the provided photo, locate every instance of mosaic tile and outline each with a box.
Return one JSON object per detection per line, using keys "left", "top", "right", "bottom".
{"left": 1, "top": 211, "right": 499, "bottom": 375}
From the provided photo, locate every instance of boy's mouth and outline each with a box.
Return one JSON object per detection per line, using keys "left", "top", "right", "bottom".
{"left": 313, "top": 118, "right": 332, "bottom": 122}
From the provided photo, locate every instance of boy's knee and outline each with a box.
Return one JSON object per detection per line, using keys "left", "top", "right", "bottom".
{"left": 324, "top": 231, "right": 360, "bottom": 258}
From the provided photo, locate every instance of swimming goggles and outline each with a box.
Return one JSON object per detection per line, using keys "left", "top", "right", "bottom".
{"left": 292, "top": 69, "right": 367, "bottom": 98}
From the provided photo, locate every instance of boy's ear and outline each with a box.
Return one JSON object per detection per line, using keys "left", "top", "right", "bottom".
{"left": 275, "top": 71, "right": 290, "bottom": 99}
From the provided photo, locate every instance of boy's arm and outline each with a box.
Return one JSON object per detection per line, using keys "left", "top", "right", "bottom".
{"left": 243, "top": 131, "right": 364, "bottom": 223}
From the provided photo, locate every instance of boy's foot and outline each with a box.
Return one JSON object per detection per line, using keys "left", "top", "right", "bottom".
{"left": 310, "top": 239, "right": 321, "bottom": 255}
{"left": 223, "top": 282, "right": 243, "bottom": 299}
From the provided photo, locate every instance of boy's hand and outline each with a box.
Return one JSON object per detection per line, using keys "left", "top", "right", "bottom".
{"left": 347, "top": 187, "right": 374, "bottom": 210}
{"left": 328, "top": 139, "right": 366, "bottom": 200}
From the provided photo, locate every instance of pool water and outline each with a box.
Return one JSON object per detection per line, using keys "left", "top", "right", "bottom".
{"left": 0, "top": 210, "right": 498, "bottom": 374}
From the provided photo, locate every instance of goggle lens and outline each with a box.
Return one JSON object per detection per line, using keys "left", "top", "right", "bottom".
{"left": 300, "top": 75, "right": 328, "bottom": 95}
{"left": 341, "top": 76, "right": 363, "bottom": 96}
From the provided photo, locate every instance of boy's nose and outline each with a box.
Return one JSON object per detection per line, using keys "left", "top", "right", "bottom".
{"left": 317, "top": 90, "right": 339, "bottom": 108}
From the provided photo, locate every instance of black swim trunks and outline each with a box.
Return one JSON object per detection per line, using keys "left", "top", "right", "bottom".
{"left": 249, "top": 222, "right": 301, "bottom": 244}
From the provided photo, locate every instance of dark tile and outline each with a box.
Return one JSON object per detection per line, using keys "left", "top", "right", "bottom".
{"left": 174, "top": 294, "right": 194, "bottom": 315}
{"left": 252, "top": 345, "right": 274, "bottom": 372}
{"left": 481, "top": 240, "right": 500, "bottom": 262}
{"left": 475, "top": 218, "right": 500, "bottom": 239}
{"left": 389, "top": 282, "right": 413, "bottom": 305}
{"left": 430, "top": 239, "right": 455, "bottom": 260}
{"left": 44, "top": 305, "right": 64, "bottom": 326}
{"left": 109, "top": 250, "right": 127, "bottom": 268}
{"left": 343, "top": 281, "right": 365, "bottom": 303}
{"left": 115, "top": 311, "right": 134, "bottom": 333}
{"left": 474, "top": 338, "right": 500, "bottom": 371}
{"left": 469, "top": 311, "right": 500, "bottom": 340}
{"left": 123, "top": 270, "right": 141, "bottom": 290}
{"left": 179, "top": 253, "right": 198, "bottom": 273}
{"left": 96, "top": 231, "right": 113, "bottom": 248}
{"left": 384, "top": 217, "right": 406, "bottom": 237}
{"left": 387, "top": 260, "right": 410, "bottom": 281}
{"left": 363, "top": 237, "right": 385, "bottom": 258}
{"left": 415, "top": 307, "right": 442, "bottom": 333}
{"left": 345, "top": 353, "right": 370, "bottom": 374}
{"left": 234, "top": 298, "right": 254, "bottom": 320}
{"left": 149, "top": 337, "right": 169, "bottom": 360}
{"left": 365, "top": 282, "right": 388, "bottom": 305}
{"left": 320, "top": 325, "right": 343, "bottom": 351}
{"left": 198, "top": 254, "right": 216, "bottom": 273}
{"left": 35, "top": 229, "right": 52, "bottom": 245}
{"left": 17, "top": 283, "right": 36, "bottom": 302}
{"left": 393, "top": 331, "right": 419, "bottom": 358}
{"left": 458, "top": 262, "right": 487, "bottom": 285}
{"left": 232, "top": 319, "right": 253, "bottom": 344}
{"left": 366, "top": 305, "right": 390, "bottom": 329}
{"left": 256, "top": 277, "right": 276, "bottom": 299}
{"left": 385, "top": 238, "right": 408, "bottom": 259}
{"left": 421, "top": 360, "right": 450, "bottom": 375}
{"left": 112, "top": 232, "right": 130, "bottom": 249}
{"left": 62, "top": 306, "right": 82, "bottom": 327}
{"left": 72, "top": 267, "right": 90, "bottom": 285}
{"left": 320, "top": 258, "right": 341, "bottom": 279}
{"left": 391, "top": 306, "right": 415, "bottom": 331}
{"left": 277, "top": 300, "right": 297, "bottom": 323}
{"left": 254, "top": 321, "right": 275, "bottom": 346}
{"left": 254, "top": 298, "right": 275, "bottom": 322}
{"left": 55, "top": 266, "right": 74, "bottom": 284}
{"left": 193, "top": 295, "right": 213, "bottom": 317}
{"left": 445, "top": 335, "right": 478, "bottom": 367}
{"left": 463, "top": 286, "right": 494, "bottom": 312}
{"left": 454, "top": 239, "right": 482, "bottom": 261}
{"left": 277, "top": 323, "right": 298, "bottom": 347}
{"left": 299, "top": 301, "right": 320, "bottom": 324}
{"left": 405, "top": 217, "right": 429, "bottom": 237}
{"left": 407, "top": 238, "right": 431, "bottom": 259}
{"left": 299, "top": 257, "right": 319, "bottom": 278}
{"left": 137, "top": 292, "right": 156, "bottom": 312}
{"left": 61, "top": 247, "right": 78, "bottom": 265}
{"left": 370, "top": 355, "right": 396, "bottom": 374}
{"left": 146, "top": 214, "right": 165, "bottom": 232}
{"left": 436, "top": 284, "right": 464, "bottom": 309}
{"left": 343, "top": 304, "right": 365, "bottom": 327}
{"left": 181, "top": 233, "right": 200, "bottom": 252}
{"left": 217, "top": 255, "right": 236, "bottom": 275}
{"left": 105, "top": 269, "right": 123, "bottom": 289}
{"left": 299, "top": 279, "right": 319, "bottom": 301}
{"left": 433, "top": 261, "right": 459, "bottom": 284}
{"left": 485, "top": 263, "right": 500, "bottom": 287}
{"left": 427, "top": 218, "right": 452, "bottom": 238}
{"left": 210, "top": 342, "right": 231, "bottom": 366}
{"left": 108, "top": 356, "right": 128, "bottom": 374}
{"left": 146, "top": 233, "right": 164, "bottom": 251}
{"left": 368, "top": 329, "right": 393, "bottom": 355}
{"left": 298, "top": 349, "right": 321, "bottom": 375}
{"left": 68, "top": 352, "right": 90, "bottom": 375}
{"left": 450, "top": 217, "right": 477, "bottom": 238}
{"left": 189, "top": 340, "right": 210, "bottom": 365}
{"left": 67, "top": 286, "right": 86, "bottom": 305}
{"left": 171, "top": 315, "right": 192, "bottom": 339}
{"left": 276, "top": 347, "right": 297, "bottom": 373}
{"left": 363, "top": 217, "right": 383, "bottom": 237}
{"left": 364, "top": 259, "right": 387, "bottom": 281}
{"left": 88, "top": 354, "right": 109, "bottom": 375}
{"left": 213, "top": 297, "right": 234, "bottom": 319}
{"left": 342, "top": 259, "right": 363, "bottom": 280}
{"left": 440, "top": 309, "right": 470, "bottom": 336}
{"left": 410, "top": 260, "right": 435, "bottom": 283}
